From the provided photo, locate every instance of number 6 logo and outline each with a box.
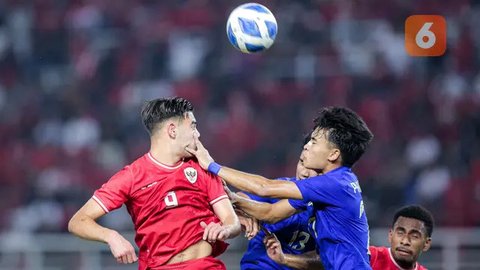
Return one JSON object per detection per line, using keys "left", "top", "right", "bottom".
{"left": 405, "top": 15, "right": 446, "bottom": 56}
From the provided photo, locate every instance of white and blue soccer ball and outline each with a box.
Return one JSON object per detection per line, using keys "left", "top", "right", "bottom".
{"left": 226, "top": 3, "right": 278, "bottom": 53}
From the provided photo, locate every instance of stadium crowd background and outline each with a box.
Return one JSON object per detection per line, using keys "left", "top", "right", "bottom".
{"left": 0, "top": 0, "right": 479, "bottom": 243}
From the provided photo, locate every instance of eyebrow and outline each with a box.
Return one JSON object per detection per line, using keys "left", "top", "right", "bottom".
{"left": 396, "top": 226, "right": 424, "bottom": 235}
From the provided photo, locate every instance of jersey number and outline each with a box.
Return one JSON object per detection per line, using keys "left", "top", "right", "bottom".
{"left": 288, "top": 230, "right": 310, "bottom": 251}
{"left": 164, "top": 191, "right": 178, "bottom": 208}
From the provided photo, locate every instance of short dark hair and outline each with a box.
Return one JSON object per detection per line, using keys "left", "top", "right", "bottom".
{"left": 393, "top": 205, "right": 435, "bottom": 237}
{"left": 313, "top": 107, "right": 373, "bottom": 167}
{"left": 141, "top": 97, "right": 194, "bottom": 134}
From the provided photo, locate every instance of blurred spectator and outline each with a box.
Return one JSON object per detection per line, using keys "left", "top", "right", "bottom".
{"left": 0, "top": 0, "right": 479, "bottom": 232}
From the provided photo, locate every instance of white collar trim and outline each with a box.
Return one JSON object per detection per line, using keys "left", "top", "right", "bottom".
{"left": 147, "top": 152, "right": 183, "bottom": 170}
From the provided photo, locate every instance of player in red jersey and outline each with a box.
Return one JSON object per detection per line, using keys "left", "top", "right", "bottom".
{"left": 68, "top": 97, "right": 241, "bottom": 270}
{"left": 370, "top": 205, "right": 433, "bottom": 270}
{"left": 263, "top": 205, "right": 434, "bottom": 270}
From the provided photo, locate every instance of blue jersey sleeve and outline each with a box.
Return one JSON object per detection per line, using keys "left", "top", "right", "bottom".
{"left": 244, "top": 192, "right": 276, "bottom": 204}
{"left": 288, "top": 198, "right": 308, "bottom": 210}
{"left": 294, "top": 174, "right": 345, "bottom": 206}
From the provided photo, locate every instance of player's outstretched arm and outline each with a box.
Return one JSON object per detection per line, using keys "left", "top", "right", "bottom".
{"left": 264, "top": 234, "right": 323, "bottom": 270}
{"left": 68, "top": 199, "right": 138, "bottom": 264}
{"left": 186, "top": 138, "right": 303, "bottom": 199}
{"left": 233, "top": 194, "right": 298, "bottom": 224}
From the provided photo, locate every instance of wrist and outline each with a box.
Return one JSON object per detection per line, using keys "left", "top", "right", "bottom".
{"left": 208, "top": 162, "right": 222, "bottom": 175}
{"left": 104, "top": 229, "right": 119, "bottom": 245}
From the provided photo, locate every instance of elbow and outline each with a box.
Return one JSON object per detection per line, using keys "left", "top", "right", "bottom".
{"left": 68, "top": 213, "right": 82, "bottom": 235}
{"left": 67, "top": 215, "right": 76, "bottom": 234}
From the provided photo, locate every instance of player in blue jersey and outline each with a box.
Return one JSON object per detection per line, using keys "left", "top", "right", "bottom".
{"left": 186, "top": 107, "right": 374, "bottom": 270}
{"left": 240, "top": 143, "right": 321, "bottom": 270}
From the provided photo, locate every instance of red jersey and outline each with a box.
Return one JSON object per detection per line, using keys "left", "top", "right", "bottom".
{"left": 369, "top": 246, "right": 428, "bottom": 270}
{"left": 93, "top": 153, "right": 229, "bottom": 269}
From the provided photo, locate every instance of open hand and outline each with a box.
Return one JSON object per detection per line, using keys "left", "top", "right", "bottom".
{"left": 264, "top": 234, "right": 285, "bottom": 265}
{"left": 200, "top": 221, "right": 231, "bottom": 242}
{"left": 185, "top": 137, "right": 214, "bottom": 170}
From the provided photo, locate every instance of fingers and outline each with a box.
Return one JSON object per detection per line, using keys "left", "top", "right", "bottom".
{"left": 109, "top": 233, "right": 138, "bottom": 264}
{"left": 250, "top": 218, "right": 259, "bottom": 239}
{"left": 263, "top": 234, "right": 279, "bottom": 248}
{"left": 185, "top": 146, "right": 196, "bottom": 155}
{"left": 193, "top": 136, "right": 204, "bottom": 149}
{"left": 126, "top": 249, "right": 138, "bottom": 264}
{"left": 115, "top": 245, "right": 138, "bottom": 264}
{"left": 201, "top": 221, "right": 228, "bottom": 242}
{"left": 245, "top": 218, "right": 259, "bottom": 240}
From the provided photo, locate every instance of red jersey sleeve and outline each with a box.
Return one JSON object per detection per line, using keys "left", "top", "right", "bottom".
{"left": 203, "top": 171, "right": 228, "bottom": 206}
{"left": 369, "top": 246, "right": 379, "bottom": 266}
{"left": 93, "top": 166, "right": 133, "bottom": 213}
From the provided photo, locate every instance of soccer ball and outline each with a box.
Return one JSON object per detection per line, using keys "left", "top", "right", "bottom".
{"left": 226, "top": 3, "right": 278, "bottom": 53}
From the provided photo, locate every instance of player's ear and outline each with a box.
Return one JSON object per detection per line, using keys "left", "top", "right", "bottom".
{"left": 327, "top": 148, "right": 341, "bottom": 163}
{"left": 167, "top": 122, "right": 177, "bottom": 139}
{"left": 388, "top": 229, "right": 393, "bottom": 245}
{"left": 422, "top": 237, "right": 432, "bottom": 252}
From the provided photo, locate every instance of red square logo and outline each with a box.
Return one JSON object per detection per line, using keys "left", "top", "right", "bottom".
{"left": 405, "top": 15, "right": 446, "bottom": 57}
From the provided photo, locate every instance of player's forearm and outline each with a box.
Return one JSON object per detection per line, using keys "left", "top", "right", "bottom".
{"left": 218, "top": 167, "right": 271, "bottom": 195}
{"left": 234, "top": 194, "right": 284, "bottom": 223}
{"left": 222, "top": 214, "right": 241, "bottom": 239}
{"left": 218, "top": 166, "right": 296, "bottom": 199}
{"left": 282, "top": 252, "right": 324, "bottom": 270}
{"left": 68, "top": 213, "right": 116, "bottom": 244}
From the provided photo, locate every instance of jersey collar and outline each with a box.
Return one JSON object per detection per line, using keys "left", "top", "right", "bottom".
{"left": 147, "top": 152, "right": 184, "bottom": 170}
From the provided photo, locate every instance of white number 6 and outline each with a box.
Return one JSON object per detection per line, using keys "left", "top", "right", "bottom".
{"left": 415, "top": 22, "right": 436, "bottom": 49}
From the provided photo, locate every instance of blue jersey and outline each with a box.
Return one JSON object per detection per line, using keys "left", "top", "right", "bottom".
{"left": 241, "top": 178, "right": 316, "bottom": 270}
{"left": 289, "top": 167, "right": 371, "bottom": 270}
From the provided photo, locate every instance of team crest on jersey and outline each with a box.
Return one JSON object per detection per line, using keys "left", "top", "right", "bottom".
{"left": 184, "top": 167, "right": 197, "bottom": 184}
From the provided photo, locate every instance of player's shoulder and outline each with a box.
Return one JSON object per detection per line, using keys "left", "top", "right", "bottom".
{"left": 127, "top": 154, "right": 152, "bottom": 173}
{"left": 370, "top": 245, "right": 389, "bottom": 253}
{"left": 369, "top": 246, "right": 388, "bottom": 258}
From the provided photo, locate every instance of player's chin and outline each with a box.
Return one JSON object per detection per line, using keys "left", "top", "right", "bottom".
{"left": 393, "top": 252, "right": 415, "bottom": 264}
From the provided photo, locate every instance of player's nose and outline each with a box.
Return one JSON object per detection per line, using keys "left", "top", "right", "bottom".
{"left": 400, "top": 236, "right": 411, "bottom": 246}
{"left": 194, "top": 129, "right": 200, "bottom": 138}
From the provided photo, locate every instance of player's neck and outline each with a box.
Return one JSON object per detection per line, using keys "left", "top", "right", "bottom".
{"left": 149, "top": 143, "right": 183, "bottom": 167}
{"left": 321, "top": 162, "right": 342, "bottom": 174}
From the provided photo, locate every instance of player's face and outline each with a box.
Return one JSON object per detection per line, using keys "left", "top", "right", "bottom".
{"left": 302, "top": 128, "right": 339, "bottom": 172}
{"left": 388, "top": 217, "right": 432, "bottom": 268}
{"left": 295, "top": 151, "right": 319, "bottom": 180}
{"left": 177, "top": 112, "right": 200, "bottom": 157}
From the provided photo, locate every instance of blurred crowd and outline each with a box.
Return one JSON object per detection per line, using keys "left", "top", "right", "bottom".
{"left": 0, "top": 0, "right": 479, "bottom": 234}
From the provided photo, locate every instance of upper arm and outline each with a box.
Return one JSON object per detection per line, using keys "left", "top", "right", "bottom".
{"left": 71, "top": 198, "right": 107, "bottom": 222}
{"left": 212, "top": 198, "right": 238, "bottom": 225}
